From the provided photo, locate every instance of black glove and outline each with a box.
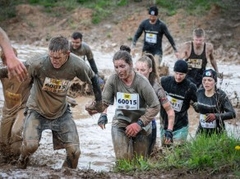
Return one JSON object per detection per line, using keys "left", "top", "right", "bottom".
{"left": 98, "top": 113, "right": 108, "bottom": 129}
{"left": 164, "top": 129, "right": 173, "bottom": 144}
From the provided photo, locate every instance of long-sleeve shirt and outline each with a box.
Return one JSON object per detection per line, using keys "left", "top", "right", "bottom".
{"left": 133, "top": 19, "right": 177, "bottom": 55}
{"left": 161, "top": 76, "right": 197, "bottom": 131}
{"left": 196, "top": 88, "right": 236, "bottom": 134}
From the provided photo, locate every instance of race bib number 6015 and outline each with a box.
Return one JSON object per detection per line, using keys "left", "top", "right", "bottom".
{"left": 116, "top": 92, "right": 139, "bottom": 110}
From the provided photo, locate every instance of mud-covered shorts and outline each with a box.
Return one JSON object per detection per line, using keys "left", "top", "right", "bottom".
{"left": 23, "top": 106, "right": 79, "bottom": 150}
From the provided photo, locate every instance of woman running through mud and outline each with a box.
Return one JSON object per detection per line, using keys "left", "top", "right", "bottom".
{"left": 195, "top": 69, "right": 236, "bottom": 136}
{"left": 86, "top": 50, "right": 160, "bottom": 160}
{"left": 135, "top": 53, "right": 175, "bottom": 153}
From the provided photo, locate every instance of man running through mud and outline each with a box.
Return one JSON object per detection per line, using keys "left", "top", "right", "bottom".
{"left": 176, "top": 28, "right": 222, "bottom": 88}
{"left": 0, "top": 48, "right": 32, "bottom": 164}
{"left": 17, "top": 36, "right": 103, "bottom": 169}
{"left": 132, "top": 6, "right": 177, "bottom": 69}
{"left": 160, "top": 60, "right": 197, "bottom": 145}
{"left": 70, "top": 32, "right": 101, "bottom": 95}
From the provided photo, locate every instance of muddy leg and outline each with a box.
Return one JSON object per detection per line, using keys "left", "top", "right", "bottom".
{"left": 62, "top": 144, "right": 80, "bottom": 169}
{"left": 10, "top": 109, "right": 25, "bottom": 158}
{"left": 112, "top": 125, "right": 132, "bottom": 160}
{"left": 17, "top": 111, "right": 41, "bottom": 169}
{"left": 133, "top": 133, "right": 149, "bottom": 159}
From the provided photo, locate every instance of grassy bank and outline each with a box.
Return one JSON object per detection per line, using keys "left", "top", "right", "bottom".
{"left": 114, "top": 132, "right": 240, "bottom": 177}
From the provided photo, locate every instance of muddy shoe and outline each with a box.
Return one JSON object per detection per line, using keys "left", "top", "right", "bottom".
{"left": 17, "top": 155, "right": 29, "bottom": 169}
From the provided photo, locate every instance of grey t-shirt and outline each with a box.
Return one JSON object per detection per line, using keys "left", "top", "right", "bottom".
{"left": 102, "top": 72, "right": 160, "bottom": 127}
{"left": 70, "top": 42, "right": 94, "bottom": 61}
{"left": 27, "top": 53, "right": 95, "bottom": 119}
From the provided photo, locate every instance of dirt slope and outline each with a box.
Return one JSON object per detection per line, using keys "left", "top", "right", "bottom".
{"left": 1, "top": 1, "right": 240, "bottom": 62}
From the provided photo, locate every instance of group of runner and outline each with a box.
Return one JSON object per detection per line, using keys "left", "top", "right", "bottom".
{"left": 86, "top": 5, "right": 236, "bottom": 161}
{"left": 0, "top": 5, "right": 236, "bottom": 169}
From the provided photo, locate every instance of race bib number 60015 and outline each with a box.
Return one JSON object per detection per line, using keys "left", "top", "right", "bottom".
{"left": 116, "top": 92, "right": 139, "bottom": 110}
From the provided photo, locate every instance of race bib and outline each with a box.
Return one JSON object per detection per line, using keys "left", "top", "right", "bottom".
{"left": 187, "top": 59, "right": 203, "bottom": 69}
{"left": 145, "top": 33, "right": 157, "bottom": 44}
{"left": 116, "top": 92, "right": 139, "bottom": 110}
{"left": 167, "top": 95, "right": 183, "bottom": 112}
{"left": 199, "top": 114, "right": 216, "bottom": 128}
{"left": 42, "top": 77, "right": 70, "bottom": 93}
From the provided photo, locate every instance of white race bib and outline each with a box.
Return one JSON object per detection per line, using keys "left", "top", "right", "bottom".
{"left": 116, "top": 92, "right": 139, "bottom": 110}
{"left": 199, "top": 114, "right": 216, "bottom": 128}
{"left": 167, "top": 95, "right": 183, "bottom": 112}
{"left": 145, "top": 33, "right": 157, "bottom": 44}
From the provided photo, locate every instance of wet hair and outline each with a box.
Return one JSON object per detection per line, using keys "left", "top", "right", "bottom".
{"left": 49, "top": 36, "right": 70, "bottom": 53}
{"left": 71, "top": 32, "right": 83, "bottom": 40}
{"left": 193, "top": 28, "right": 205, "bottom": 38}
{"left": 120, "top": 45, "right": 131, "bottom": 53}
{"left": 137, "top": 53, "right": 158, "bottom": 85}
{"left": 112, "top": 50, "right": 132, "bottom": 66}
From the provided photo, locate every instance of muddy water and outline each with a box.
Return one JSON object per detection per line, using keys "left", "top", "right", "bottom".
{"left": 0, "top": 43, "right": 239, "bottom": 175}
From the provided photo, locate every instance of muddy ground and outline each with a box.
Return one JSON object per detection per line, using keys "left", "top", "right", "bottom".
{"left": 0, "top": 0, "right": 240, "bottom": 178}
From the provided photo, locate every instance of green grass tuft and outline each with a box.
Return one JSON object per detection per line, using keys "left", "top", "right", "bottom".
{"left": 113, "top": 132, "right": 240, "bottom": 176}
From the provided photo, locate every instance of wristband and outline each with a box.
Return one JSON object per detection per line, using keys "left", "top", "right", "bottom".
{"left": 136, "top": 119, "right": 144, "bottom": 128}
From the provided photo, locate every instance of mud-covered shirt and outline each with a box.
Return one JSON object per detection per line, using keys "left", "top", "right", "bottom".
{"left": 133, "top": 19, "right": 176, "bottom": 55}
{"left": 70, "top": 42, "right": 93, "bottom": 61}
{"left": 0, "top": 65, "right": 32, "bottom": 118}
{"left": 102, "top": 72, "right": 160, "bottom": 127}
{"left": 186, "top": 42, "right": 207, "bottom": 87}
{"left": 160, "top": 76, "right": 197, "bottom": 131}
{"left": 26, "top": 53, "right": 95, "bottom": 119}
{"left": 70, "top": 42, "right": 98, "bottom": 74}
{"left": 196, "top": 88, "right": 236, "bottom": 134}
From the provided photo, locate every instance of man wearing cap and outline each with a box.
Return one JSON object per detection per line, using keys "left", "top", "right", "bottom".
{"left": 195, "top": 69, "right": 236, "bottom": 136}
{"left": 132, "top": 6, "right": 177, "bottom": 69}
{"left": 176, "top": 28, "right": 222, "bottom": 88}
{"left": 160, "top": 60, "right": 197, "bottom": 145}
